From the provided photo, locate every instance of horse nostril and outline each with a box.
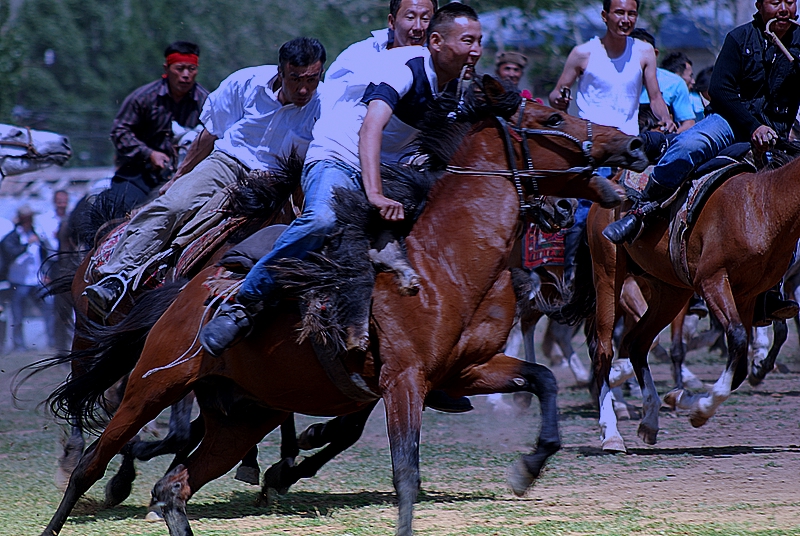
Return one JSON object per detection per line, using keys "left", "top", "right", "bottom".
{"left": 628, "top": 137, "right": 644, "bottom": 153}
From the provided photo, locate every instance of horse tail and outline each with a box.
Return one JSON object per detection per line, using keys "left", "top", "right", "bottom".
{"left": 15, "top": 280, "right": 186, "bottom": 434}
{"left": 537, "top": 227, "right": 596, "bottom": 325}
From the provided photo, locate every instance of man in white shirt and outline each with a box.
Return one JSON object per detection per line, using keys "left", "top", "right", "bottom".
{"left": 200, "top": 2, "right": 482, "bottom": 356}
{"left": 85, "top": 37, "right": 327, "bottom": 314}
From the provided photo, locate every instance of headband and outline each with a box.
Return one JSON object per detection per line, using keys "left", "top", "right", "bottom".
{"left": 165, "top": 53, "right": 199, "bottom": 66}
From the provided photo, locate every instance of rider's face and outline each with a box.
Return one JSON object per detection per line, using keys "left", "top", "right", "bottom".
{"left": 602, "top": 0, "right": 639, "bottom": 38}
{"left": 278, "top": 61, "right": 324, "bottom": 107}
{"left": 164, "top": 62, "right": 198, "bottom": 99}
{"left": 758, "top": 0, "right": 798, "bottom": 36}
{"left": 496, "top": 62, "right": 523, "bottom": 85}
{"left": 429, "top": 17, "right": 482, "bottom": 85}
{"left": 388, "top": 0, "right": 435, "bottom": 47}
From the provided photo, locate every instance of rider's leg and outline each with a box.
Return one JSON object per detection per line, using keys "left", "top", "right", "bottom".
{"left": 200, "top": 160, "right": 362, "bottom": 356}
{"left": 603, "top": 114, "right": 736, "bottom": 244}
{"left": 85, "top": 152, "right": 245, "bottom": 313}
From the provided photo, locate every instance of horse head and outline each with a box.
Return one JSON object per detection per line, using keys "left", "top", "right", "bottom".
{"left": 479, "top": 76, "right": 647, "bottom": 208}
{"left": 0, "top": 124, "right": 72, "bottom": 178}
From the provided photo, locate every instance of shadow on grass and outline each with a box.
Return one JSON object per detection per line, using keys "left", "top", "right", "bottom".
{"left": 66, "top": 488, "right": 496, "bottom": 525}
{"left": 569, "top": 444, "right": 800, "bottom": 458}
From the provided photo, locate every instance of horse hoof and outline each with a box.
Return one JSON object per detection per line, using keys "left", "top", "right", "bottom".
{"left": 262, "top": 458, "right": 294, "bottom": 495}
{"left": 298, "top": 423, "right": 327, "bottom": 450}
{"left": 257, "top": 489, "right": 274, "bottom": 507}
{"left": 688, "top": 411, "right": 710, "bottom": 428}
{"left": 662, "top": 388, "right": 683, "bottom": 410}
{"left": 747, "top": 372, "right": 765, "bottom": 387}
{"left": 601, "top": 436, "right": 627, "bottom": 453}
{"left": 144, "top": 510, "right": 163, "bottom": 522}
{"left": 637, "top": 423, "right": 658, "bottom": 445}
{"left": 235, "top": 465, "right": 261, "bottom": 486}
{"left": 507, "top": 457, "right": 534, "bottom": 497}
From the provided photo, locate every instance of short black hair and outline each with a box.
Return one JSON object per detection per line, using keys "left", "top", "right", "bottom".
{"left": 694, "top": 66, "right": 713, "bottom": 93}
{"left": 278, "top": 37, "right": 327, "bottom": 71}
{"left": 390, "top": 0, "right": 438, "bottom": 18}
{"left": 602, "top": 0, "right": 640, "bottom": 13}
{"left": 661, "top": 51, "right": 692, "bottom": 76}
{"left": 630, "top": 28, "right": 655, "bottom": 48}
{"left": 165, "top": 41, "right": 200, "bottom": 57}
{"left": 427, "top": 2, "right": 479, "bottom": 39}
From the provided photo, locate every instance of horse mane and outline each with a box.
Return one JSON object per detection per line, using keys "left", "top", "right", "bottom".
{"left": 764, "top": 139, "right": 800, "bottom": 169}
{"left": 225, "top": 150, "right": 304, "bottom": 219}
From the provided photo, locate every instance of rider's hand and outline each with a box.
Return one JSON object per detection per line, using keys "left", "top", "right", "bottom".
{"left": 368, "top": 193, "right": 405, "bottom": 221}
{"left": 149, "top": 150, "right": 171, "bottom": 170}
{"left": 548, "top": 87, "right": 571, "bottom": 111}
{"left": 752, "top": 125, "right": 778, "bottom": 150}
{"left": 660, "top": 119, "right": 678, "bottom": 134}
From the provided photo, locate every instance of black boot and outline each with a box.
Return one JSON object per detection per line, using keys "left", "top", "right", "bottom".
{"left": 753, "top": 287, "right": 799, "bottom": 327}
{"left": 200, "top": 295, "right": 264, "bottom": 357}
{"left": 84, "top": 274, "right": 128, "bottom": 316}
{"left": 602, "top": 179, "right": 674, "bottom": 244}
{"left": 687, "top": 294, "right": 708, "bottom": 318}
{"left": 424, "top": 390, "right": 473, "bottom": 413}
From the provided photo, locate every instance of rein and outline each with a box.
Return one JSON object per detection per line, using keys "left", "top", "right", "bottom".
{"left": 445, "top": 98, "right": 595, "bottom": 218}
{"left": 0, "top": 126, "right": 42, "bottom": 158}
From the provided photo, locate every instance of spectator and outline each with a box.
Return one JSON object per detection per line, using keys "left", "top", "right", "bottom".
{"left": 691, "top": 66, "right": 714, "bottom": 122}
{"left": 495, "top": 51, "right": 534, "bottom": 99}
{"left": 37, "top": 189, "right": 73, "bottom": 351}
{"left": 0, "top": 206, "right": 53, "bottom": 352}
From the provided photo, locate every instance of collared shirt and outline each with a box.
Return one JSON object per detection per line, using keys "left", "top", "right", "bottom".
{"left": 111, "top": 78, "right": 208, "bottom": 172}
{"left": 323, "top": 28, "right": 390, "bottom": 108}
{"left": 639, "top": 68, "right": 694, "bottom": 123}
{"left": 306, "top": 46, "right": 442, "bottom": 170}
{"left": 201, "top": 65, "right": 322, "bottom": 171}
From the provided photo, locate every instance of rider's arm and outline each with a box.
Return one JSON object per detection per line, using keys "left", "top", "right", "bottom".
{"left": 359, "top": 99, "right": 404, "bottom": 221}
{"left": 641, "top": 48, "right": 677, "bottom": 133}
{"left": 110, "top": 91, "right": 153, "bottom": 163}
{"left": 548, "top": 47, "right": 585, "bottom": 111}
{"left": 174, "top": 128, "right": 217, "bottom": 179}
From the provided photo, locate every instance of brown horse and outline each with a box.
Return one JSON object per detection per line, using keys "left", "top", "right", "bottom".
{"left": 41, "top": 79, "right": 648, "bottom": 536}
{"left": 582, "top": 147, "right": 800, "bottom": 453}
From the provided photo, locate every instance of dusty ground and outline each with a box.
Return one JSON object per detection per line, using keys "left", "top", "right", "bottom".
{"left": 2, "top": 317, "right": 800, "bottom": 535}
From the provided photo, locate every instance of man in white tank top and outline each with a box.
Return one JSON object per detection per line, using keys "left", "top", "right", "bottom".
{"left": 547, "top": 0, "right": 675, "bottom": 136}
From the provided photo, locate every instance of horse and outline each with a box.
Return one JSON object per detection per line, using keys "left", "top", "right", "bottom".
{"left": 38, "top": 77, "right": 649, "bottom": 536}
{"left": 575, "top": 141, "right": 800, "bottom": 453}
{"left": 0, "top": 123, "right": 71, "bottom": 180}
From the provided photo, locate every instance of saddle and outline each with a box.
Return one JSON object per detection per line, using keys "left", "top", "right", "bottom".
{"left": 619, "top": 142, "right": 756, "bottom": 285}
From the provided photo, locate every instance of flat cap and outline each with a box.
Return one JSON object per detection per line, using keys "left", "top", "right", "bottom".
{"left": 495, "top": 50, "right": 528, "bottom": 68}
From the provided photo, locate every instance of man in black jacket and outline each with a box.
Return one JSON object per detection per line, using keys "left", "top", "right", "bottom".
{"left": 603, "top": 0, "right": 800, "bottom": 321}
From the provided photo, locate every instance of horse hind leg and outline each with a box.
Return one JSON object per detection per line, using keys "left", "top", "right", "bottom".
{"left": 55, "top": 425, "right": 85, "bottom": 491}
{"left": 749, "top": 321, "right": 786, "bottom": 386}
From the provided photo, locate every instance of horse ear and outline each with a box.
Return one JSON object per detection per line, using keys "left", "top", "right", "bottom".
{"left": 481, "top": 75, "right": 507, "bottom": 104}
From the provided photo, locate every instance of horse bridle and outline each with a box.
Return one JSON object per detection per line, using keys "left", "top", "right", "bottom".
{"left": 445, "top": 98, "right": 596, "bottom": 218}
{"left": 0, "top": 126, "right": 42, "bottom": 159}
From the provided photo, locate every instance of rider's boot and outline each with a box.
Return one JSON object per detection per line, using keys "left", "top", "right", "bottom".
{"left": 200, "top": 294, "right": 264, "bottom": 357}
{"left": 602, "top": 178, "right": 673, "bottom": 245}
{"left": 753, "top": 285, "right": 799, "bottom": 327}
{"left": 424, "top": 390, "right": 473, "bottom": 413}
{"left": 84, "top": 273, "right": 129, "bottom": 316}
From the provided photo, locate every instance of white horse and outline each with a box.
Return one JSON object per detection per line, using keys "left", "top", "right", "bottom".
{"left": 0, "top": 124, "right": 72, "bottom": 180}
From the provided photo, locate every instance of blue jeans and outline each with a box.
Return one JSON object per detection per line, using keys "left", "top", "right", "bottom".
{"left": 239, "top": 159, "right": 363, "bottom": 301}
{"left": 651, "top": 113, "right": 736, "bottom": 189}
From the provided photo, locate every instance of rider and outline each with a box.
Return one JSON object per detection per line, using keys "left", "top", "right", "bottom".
{"left": 602, "top": 0, "right": 800, "bottom": 322}
{"left": 108, "top": 41, "right": 208, "bottom": 211}
{"left": 85, "top": 38, "right": 326, "bottom": 315}
{"left": 199, "top": 2, "right": 482, "bottom": 356}
{"left": 548, "top": 0, "right": 675, "bottom": 137}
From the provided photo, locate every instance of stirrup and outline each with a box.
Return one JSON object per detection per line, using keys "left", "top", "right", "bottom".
{"left": 84, "top": 273, "right": 130, "bottom": 319}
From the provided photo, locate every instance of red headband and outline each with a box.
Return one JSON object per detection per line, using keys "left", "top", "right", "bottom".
{"left": 165, "top": 53, "right": 198, "bottom": 66}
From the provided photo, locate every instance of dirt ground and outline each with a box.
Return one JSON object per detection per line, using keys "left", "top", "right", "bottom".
{"left": 3, "top": 318, "right": 800, "bottom": 535}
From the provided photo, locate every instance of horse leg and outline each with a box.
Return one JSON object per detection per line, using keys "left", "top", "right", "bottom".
{"left": 262, "top": 402, "right": 378, "bottom": 500}
{"left": 153, "top": 408, "right": 285, "bottom": 536}
{"left": 130, "top": 392, "right": 195, "bottom": 461}
{"left": 622, "top": 282, "right": 692, "bottom": 445}
{"left": 255, "top": 416, "right": 299, "bottom": 492}
{"left": 452, "top": 353, "right": 560, "bottom": 495}
{"left": 55, "top": 425, "right": 85, "bottom": 491}
{"left": 669, "top": 303, "right": 689, "bottom": 390}
{"left": 514, "top": 311, "right": 542, "bottom": 409}
{"left": 552, "top": 320, "right": 590, "bottom": 386}
{"left": 665, "top": 275, "right": 751, "bottom": 428}
{"left": 749, "top": 320, "right": 787, "bottom": 386}
{"left": 41, "top": 387, "right": 182, "bottom": 536}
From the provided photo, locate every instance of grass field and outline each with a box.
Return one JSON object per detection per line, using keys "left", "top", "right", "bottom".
{"left": 2, "top": 318, "right": 800, "bottom": 536}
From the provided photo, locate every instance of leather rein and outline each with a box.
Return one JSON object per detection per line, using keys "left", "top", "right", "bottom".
{"left": 445, "top": 98, "right": 596, "bottom": 219}
{"left": 0, "top": 126, "right": 42, "bottom": 159}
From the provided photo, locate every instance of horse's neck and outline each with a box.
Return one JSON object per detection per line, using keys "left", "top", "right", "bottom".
{"left": 0, "top": 158, "right": 49, "bottom": 177}
{"left": 757, "top": 157, "right": 800, "bottom": 241}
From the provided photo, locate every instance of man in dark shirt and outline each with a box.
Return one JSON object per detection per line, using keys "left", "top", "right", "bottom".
{"left": 603, "top": 0, "right": 800, "bottom": 322}
{"left": 107, "top": 41, "right": 209, "bottom": 211}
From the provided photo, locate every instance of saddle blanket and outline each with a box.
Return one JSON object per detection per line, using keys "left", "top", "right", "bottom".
{"left": 523, "top": 222, "right": 566, "bottom": 270}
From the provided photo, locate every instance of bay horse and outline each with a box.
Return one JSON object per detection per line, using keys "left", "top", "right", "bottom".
{"left": 581, "top": 142, "right": 800, "bottom": 452}
{"left": 40, "top": 77, "right": 648, "bottom": 536}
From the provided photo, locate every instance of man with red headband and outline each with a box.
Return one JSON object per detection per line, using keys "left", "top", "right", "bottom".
{"left": 108, "top": 41, "right": 208, "bottom": 211}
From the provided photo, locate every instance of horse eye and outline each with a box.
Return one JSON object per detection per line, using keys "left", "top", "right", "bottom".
{"left": 11, "top": 129, "right": 23, "bottom": 137}
{"left": 545, "top": 114, "right": 564, "bottom": 127}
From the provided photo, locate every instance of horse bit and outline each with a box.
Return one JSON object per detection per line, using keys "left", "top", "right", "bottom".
{"left": 445, "top": 94, "right": 596, "bottom": 222}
